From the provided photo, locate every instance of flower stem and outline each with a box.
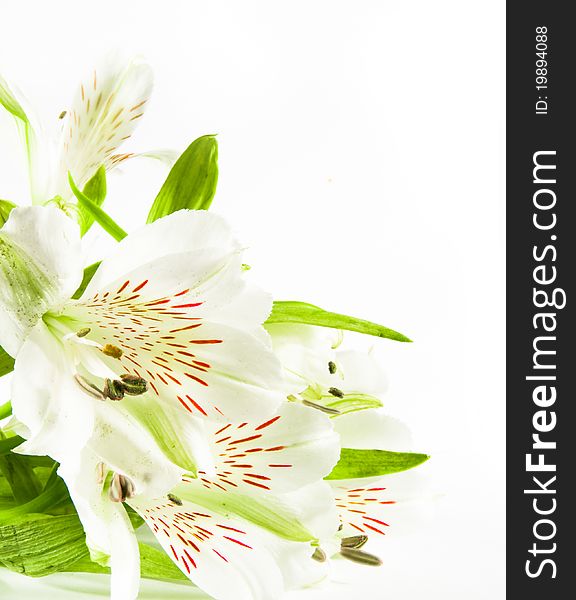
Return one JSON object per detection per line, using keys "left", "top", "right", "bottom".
{"left": 0, "top": 400, "right": 12, "bottom": 420}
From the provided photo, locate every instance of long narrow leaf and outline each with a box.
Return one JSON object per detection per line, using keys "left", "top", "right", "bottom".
{"left": 325, "top": 448, "right": 429, "bottom": 480}
{"left": 68, "top": 174, "right": 127, "bottom": 241}
{"left": 79, "top": 166, "right": 107, "bottom": 236}
{"left": 267, "top": 301, "right": 412, "bottom": 342}
{"left": 0, "top": 346, "right": 14, "bottom": 377}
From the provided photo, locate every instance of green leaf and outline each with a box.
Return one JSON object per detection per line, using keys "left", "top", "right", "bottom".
{"left": 325, "top": 448, "right": 429, "bottom": 480}
{"left": 147, "top": 135, "right": 219, "bottom": 223}
{"left": 66, "top": 542, "right": 189, "bottom": 582}
{"left": 0, "top": 513, "right": 89, "bottom": 577}
{"left": 68, "top": 173, "right": 127, "bottom": 241}
{"left": 0, "top": 451, "right": 42, "bottom": 504}
{"left": 0, "top": 199, "right": 16, "bottom": 227}
{"left": 266, "top": 301, "right": 412, "bottom": 342}
{"left": 0, "top": 472, "right": 71, "bottom": 522}
{"left": 0, "top": 435, "right": 24, "bottom": 456}
{"left": 0, "top": 346, "right": 14, "bottom": 377}
{"left": 78, "top": 166, "right": 107, "bottom": 236}
{"left": 72, "top": 261, "right": 101, "bottom": 300}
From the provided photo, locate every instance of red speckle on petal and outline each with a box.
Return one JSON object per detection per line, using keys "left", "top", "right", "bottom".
{"left": 172, "top": 302, "right": 203, "bottom": 309}
{"left": 170, "top": 545, "right": 179, "bottom": 561}
{"left": 223, "top": 536, "right": 252, "bottom": 549}
{"left": 132, "top": 280, "right": 149, "bottom": 292}
{"left": 255, "top": 416, "right": 281, "bottom": 431}
{"left": 117, "top": 280, "right": 130, "bottom": 294}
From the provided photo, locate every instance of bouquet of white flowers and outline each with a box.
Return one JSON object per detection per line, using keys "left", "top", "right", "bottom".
{"left": 0, "top": 55, "right": 428, "bottom": 600}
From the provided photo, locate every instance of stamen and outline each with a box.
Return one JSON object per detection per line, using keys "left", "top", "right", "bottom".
{"left": 328, "top": 361, "right": 337, "bottom": 374}
{"left": 109, "top": 473, "right": 136, "bottom": 503}
{"left": 341, "top": 535, "right": 369, "bottom": 549}
{"left": 302, "top": 399, "right": 341, "bottom": 415}
{"left": 76, "top": 327, "right": 91, "bottom": 338}
{"left": 119, "top": 374, "right": 148, "bottom": 396}
{"left": 96, "top": 462, "right": 107, "bottom": 485}
{"left": 103, "top": 378, "right": 125, "bottom": 401}
{"left": 167, "top": 493, "right": 183, "bottom": 506}
{"left": 312, "top": 547, "right": 327, "bottom": 562}
{"left": 328, "top": 387, "right": 344, "bottom": 398}
{"left": 340, "top": 547, "right": 382, "bottom": 567}
{"left": 58, "top": 110, "right": 67, "bottom": 119}
{"left": 101, "top": 344, "right": 123, "bottom": 359}
{"left": 74, "top": 374, "right": 105, "bottom": 401}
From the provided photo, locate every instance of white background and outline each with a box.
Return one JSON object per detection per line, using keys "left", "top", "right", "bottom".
{"left": 0, "top": 1, "right": 505, "bottom": 599}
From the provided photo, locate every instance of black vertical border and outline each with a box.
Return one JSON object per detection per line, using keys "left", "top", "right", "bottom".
{"left": 507, "top": 3, "right": 575, "bottom": 597}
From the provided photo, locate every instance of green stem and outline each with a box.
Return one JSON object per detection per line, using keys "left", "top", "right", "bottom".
{"left": 0, "top": 401, "right": 12, "bottom": 420}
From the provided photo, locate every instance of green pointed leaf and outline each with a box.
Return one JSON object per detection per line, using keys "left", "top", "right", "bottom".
{"left": 0, "top": 401, "right": 12, "bottom": 420}
{"left": 266, "top": 301, "right": 412, "bottom": 342}
{"left": 78, "top": 166, "right": 107, "bottom": 236}
{"left": 0, "top": 451, "right": 42, "bottom": 504}
{"left": 73, "top": 261, "right": 101, "bottom": 300}
{"left": 66, "top": 542, "right": 189, "bottom": 582}
{"left": 147, "top": 135, "right": 219, "bottom": 223}
{"left": 0, "top": 472, "right": 71, "bottom": 522}
{"left": 68, "top": 173, "right": 127, "bottom": 241}
{"left": 325, "top": 448, "right": 429, "bottom": 480}
{"left": 0, "top": 199, "right": 16, "bottom": 228}
{"left": 0, "top": 346, "right": 14, "bottom": 377}
{"left": 0, "top": 513, "right": 89, "bottom": 577}
{"left": 0, "top": 435, "right": 24, "bottom": 456}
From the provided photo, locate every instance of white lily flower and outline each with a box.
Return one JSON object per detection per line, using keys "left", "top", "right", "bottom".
{"left": 0, "top": 54, "right": 171, "bottom": 208}
{"left": 62, "top": 401, "right": 340, "bottom": 600}
{"left": 265, "top": 323, "right": 422, "bottom": 564}
{"left": 0, "top": 205, "right": 289, "bottom": 590}
{"left": 266, "top": 322, "right": 388, "bottom": 415}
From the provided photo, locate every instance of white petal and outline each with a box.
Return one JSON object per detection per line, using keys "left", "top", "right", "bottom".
{"left": 12, "top": 325, "right": 181, "bottom": 498}
{"left": 88, "top": 399, "right": 182, "bottom": 498}
{"left": 334, "top": 349, "right": 388, "bottom": 395}
{"left": 65, "top": 295, "right": 284, "bottom": 422}
{"left": 130, "top": 490, "right": 319, "bottom": 600}
{"left": 123, "top": 395, "right": 215, "bottom": 476}
{"left": 107, "top": 148, "right": 179, "bottom": 169}
{"left": 0, "top": 73, "right": 55, "bottom": 203}
{"left": 266, "top": 323, "right": 337, "bottom": 391}
{"left": 0, "top": 206, "right": 82, "bottom": 355}
{"left": 61, "top": 213, "right": 285, "bottom": 422}
{"left": 202, "top": 402, "right": 340, "bottom": 494}
{"left": 54, "top": 53, "right": 153, "bottom": 197}
{"left": 331, "top": 483, "right": 395, "bottom": 538}
{"left": 57, "top": 448, "right": 140, "bottom": 600}
{"left": 278, "top": 481, "right": 340, "bottom": 542}
{"left": 330, "top": 468, "right": 432, "bottom": 541}
{"left": 10, "top": 322, "right": 94, "bottom": 459}
{"left": 83, "top": 210, "right": 238, "bottom": 294}
{"left": 333, "top": 409, "right": 412, "bottom": 451}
